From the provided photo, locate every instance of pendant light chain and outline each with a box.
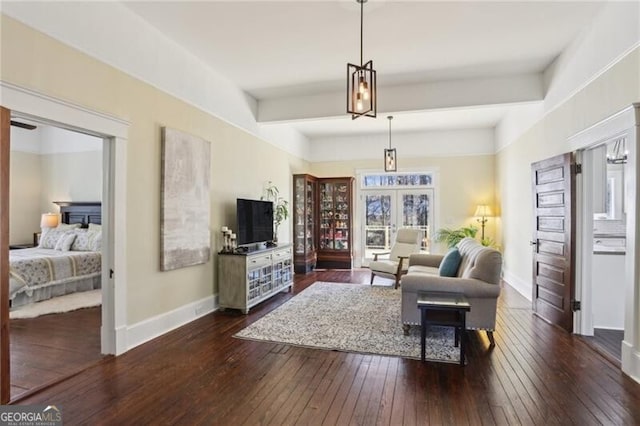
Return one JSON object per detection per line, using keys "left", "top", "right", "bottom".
{"left": 360, "top": 0, "right": 364, "bottom": 67}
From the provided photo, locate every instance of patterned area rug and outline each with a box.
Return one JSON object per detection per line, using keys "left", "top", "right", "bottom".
{"left": 235, "top": 282, "right": 460, "bottom": 363}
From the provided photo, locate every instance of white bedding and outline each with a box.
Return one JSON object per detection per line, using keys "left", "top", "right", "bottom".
{"left": 9, "top": 247, "right": 102, "bottom": 306}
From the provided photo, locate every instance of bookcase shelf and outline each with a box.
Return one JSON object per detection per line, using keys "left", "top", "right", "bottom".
{"left": 317, "top": 177, "right": 354, "bottom": 269}
{"left": 292, "top": 175, "right": 354, "bottom": 272}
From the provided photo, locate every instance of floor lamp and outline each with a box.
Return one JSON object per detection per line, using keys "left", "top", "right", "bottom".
{"left": 474, "top": 205, "right": 492, "bottom": 241}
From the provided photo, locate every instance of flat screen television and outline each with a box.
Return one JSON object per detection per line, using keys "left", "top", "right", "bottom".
{"left": 237, "top": 198, "right": 274, "bottom": 246}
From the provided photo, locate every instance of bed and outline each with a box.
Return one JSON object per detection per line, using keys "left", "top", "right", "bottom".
{"left": 9, "top": 202, "right": 102, "bottom": 309}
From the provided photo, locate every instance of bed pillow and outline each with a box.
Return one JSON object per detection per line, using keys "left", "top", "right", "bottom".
{"left": 54, "top": 232, "right": 77, "bottom": 251}
{"left": 92, "top": 233, "right": 102, "bottom": 251}
{"left": 88, "top": 224, "right": 102, "bottom": 250}
{"left": 40, "top": 228, "right": 70, "bottom": 249}
{"left": 58, "top": 223, "right": 82, "bottom": 230}
{"left": 39, "top": 224, "right": 82, "bottom": 249}
{"left": 71, "top": 229, "right": 101, "bottom": 251}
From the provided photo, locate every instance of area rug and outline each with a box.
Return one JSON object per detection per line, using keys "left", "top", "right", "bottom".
{"left": 10, "top": 289, "right": 101, "bottom": 319}
{"left": 234, "top": 282, "right": 459, "bottom": 363}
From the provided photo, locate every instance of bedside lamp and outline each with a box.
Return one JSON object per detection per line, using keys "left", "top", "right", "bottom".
{"left": 40, "top": 213, "right": 59, "bottom": 229}
{"left": 474, "top": 205, "right": 492, "bottom": 241}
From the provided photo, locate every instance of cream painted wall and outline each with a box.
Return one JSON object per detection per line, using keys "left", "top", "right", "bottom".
{"left": 9, "top": 151, "right": 41, "bottom": 245}
{"left": 310, "top": 154, "right": 497, "bottom": 255}
{"left": 497, "top": 48, "right": 640, "bottom": 297}
{"left": 9, "top": 124, "right": 103, "bottom": 244}
{"left": 0, "top": 16, "right": 309, "bottom": 324}
{"left": 40, "top": 151, "right": 103, "bottom": 214}
{"left": 310, "top": 128, "right": 495, "bottom": 162}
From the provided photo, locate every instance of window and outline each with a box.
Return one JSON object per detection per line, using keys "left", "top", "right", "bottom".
{"left": 362, "top": 172, "right": 433, "bottom": 188}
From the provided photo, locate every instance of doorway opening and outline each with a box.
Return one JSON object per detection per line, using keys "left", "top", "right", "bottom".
{"left": 358, "top": 172, "right": 436, "bottom": 267}
{"left": 577, "top": 137, "right": 628, "bottom": 362}
{"left": 8, "top": 120, "right": 104, "bottom": 399}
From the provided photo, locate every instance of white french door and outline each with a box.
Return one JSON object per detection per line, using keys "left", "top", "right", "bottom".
{"left": 398, "top": 188, "right": 432, "bottom": 247}
{"left": 363, "top": 190, "right": 396, "bottom": 261}
{"left": 362, "top": 188, "right": 434, "bottom": 264}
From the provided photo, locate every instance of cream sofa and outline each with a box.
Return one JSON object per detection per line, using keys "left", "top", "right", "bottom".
{"left": 400, "top": 237, "right": 502, "bottom": 345}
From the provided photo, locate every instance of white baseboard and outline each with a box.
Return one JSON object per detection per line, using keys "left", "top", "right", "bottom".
{"left": 622, "top": 340, "right": 640, "bottom": 385}
{"left": 115, "top": 325, "right": 128, "bottom": 356}
{"left": 593, "top": 326, "right": 625, "bottom": 331}
{"left": 125, "top": 294, "right": 218, "bottom": 351}
{"left": 502, "top": 268, "right": 532, "bottom": 301}
{"left": 101, "top": 324, "right": 129, "bottom": 356}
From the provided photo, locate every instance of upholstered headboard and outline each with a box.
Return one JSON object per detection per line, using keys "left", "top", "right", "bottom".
{"left": 53, "top": 201, "right": 102, "bottom": 227}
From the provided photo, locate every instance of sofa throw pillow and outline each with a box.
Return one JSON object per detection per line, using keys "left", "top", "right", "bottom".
{"left": 54, "top": 232, "right": 77, "bottom": 251}
{"left": 439, "top": 248, "right": 462, "bottom": 277}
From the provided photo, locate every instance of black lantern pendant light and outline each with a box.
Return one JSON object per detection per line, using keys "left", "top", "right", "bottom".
{"left": 347, "top": 0, "right": 377, "bottom": 119}
{"left": 384, "top": 116, "right": 397, "bottom": 172}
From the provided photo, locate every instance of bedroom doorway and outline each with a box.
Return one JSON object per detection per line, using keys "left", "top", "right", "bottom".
{"left": 0, "top": 82, "right": 129, "bottom": 403}
{"left": 8, "top": 121, "right": 104, "bottom": 400}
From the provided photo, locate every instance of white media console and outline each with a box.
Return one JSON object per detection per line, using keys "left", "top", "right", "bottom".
{"left": 218, "top": 244, "right": 293, "bottom": 314}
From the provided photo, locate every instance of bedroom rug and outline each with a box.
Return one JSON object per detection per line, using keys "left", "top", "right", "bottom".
{"left": 234, "top": 282, "right": 460, "bottom": 363}
{"left": 10, "top": 289, "right": 101, "bottom": 319}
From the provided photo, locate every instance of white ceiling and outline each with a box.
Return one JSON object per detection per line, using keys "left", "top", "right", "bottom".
{"left": 120, "top": 1, "right": 604, "bottom": 139}
{"left": 287, "top": 104, "right": 511, "bottom": 138}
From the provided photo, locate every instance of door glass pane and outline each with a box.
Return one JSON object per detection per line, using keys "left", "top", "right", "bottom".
{"left": 319, "top": 183, "right": 334, "bottom": 250}
{"left": 294, "top": 177, "right": 305, "bottom": 254}
{"left": 334, "top": 183, "right": 350, "bottom": 250}
{"left": 305, "top": 180, "right": 315, "bottom": 252}
{"left": 365, "top": 194, "right": 392, "bottom": 257}
{"left": 362, "top": 173, "right": 433, "bottom": 188}
{"left": 400, "top": 192, "right": 431, "bottom": 252}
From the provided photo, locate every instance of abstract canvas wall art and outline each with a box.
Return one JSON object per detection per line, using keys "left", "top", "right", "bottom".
{"left": 160, "top": 127, "right": 211, "bottom": 271}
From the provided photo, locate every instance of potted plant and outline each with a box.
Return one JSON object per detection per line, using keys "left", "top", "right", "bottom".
{"left": 435, "top": 225, "right": 496, "bottom": 248}
{"left": 261, "top": 181, "right": 289, "bottom": 243}
{"left": 434, "top": 225, "right": 479, "bottom": 248}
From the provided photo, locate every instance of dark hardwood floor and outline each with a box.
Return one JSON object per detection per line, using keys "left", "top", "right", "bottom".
{"left": 584, "top": 328, "right": 625, "bottom": 363}
{"left": 10, "top": 305, "right": 104, "bottom": 399}
{"left": 11, "top": 270, "right": 640, "bottom": 425}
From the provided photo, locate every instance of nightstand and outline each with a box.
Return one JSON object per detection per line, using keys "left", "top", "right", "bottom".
{"left": 9, "top": 244, "right": 36, "bottom": 250}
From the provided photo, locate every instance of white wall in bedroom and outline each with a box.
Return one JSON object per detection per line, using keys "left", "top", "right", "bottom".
{"left": 9, "top": 126, "right": 42, "bottom": 245}
{"left": 38, "top": 126, "right": 103, "bottom": 213}
{"left": 9, "top": 124, "right": 102, "bottom": 245}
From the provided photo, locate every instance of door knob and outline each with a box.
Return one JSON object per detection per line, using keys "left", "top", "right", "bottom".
{"left": 530, "top": 241, "right": 537, "bottom": 246}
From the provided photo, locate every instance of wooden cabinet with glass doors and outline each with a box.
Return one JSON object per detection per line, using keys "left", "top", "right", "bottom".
{"left": 293, "top": 174, "right": 317, "bottom": 273}
{"left": 317, "top": 177, "right": 354, "bottom": 269}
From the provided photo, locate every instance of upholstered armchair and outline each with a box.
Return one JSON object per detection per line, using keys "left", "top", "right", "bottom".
{"left": 369, "top": 228, "right": 422, "bottom": 289}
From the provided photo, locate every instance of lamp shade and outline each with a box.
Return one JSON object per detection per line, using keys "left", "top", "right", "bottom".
{"left": 474, "top": 205, "right": 493, "bottom": 218}
{"left": 40, "top": 213, "right": 59, "bottom": 228}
